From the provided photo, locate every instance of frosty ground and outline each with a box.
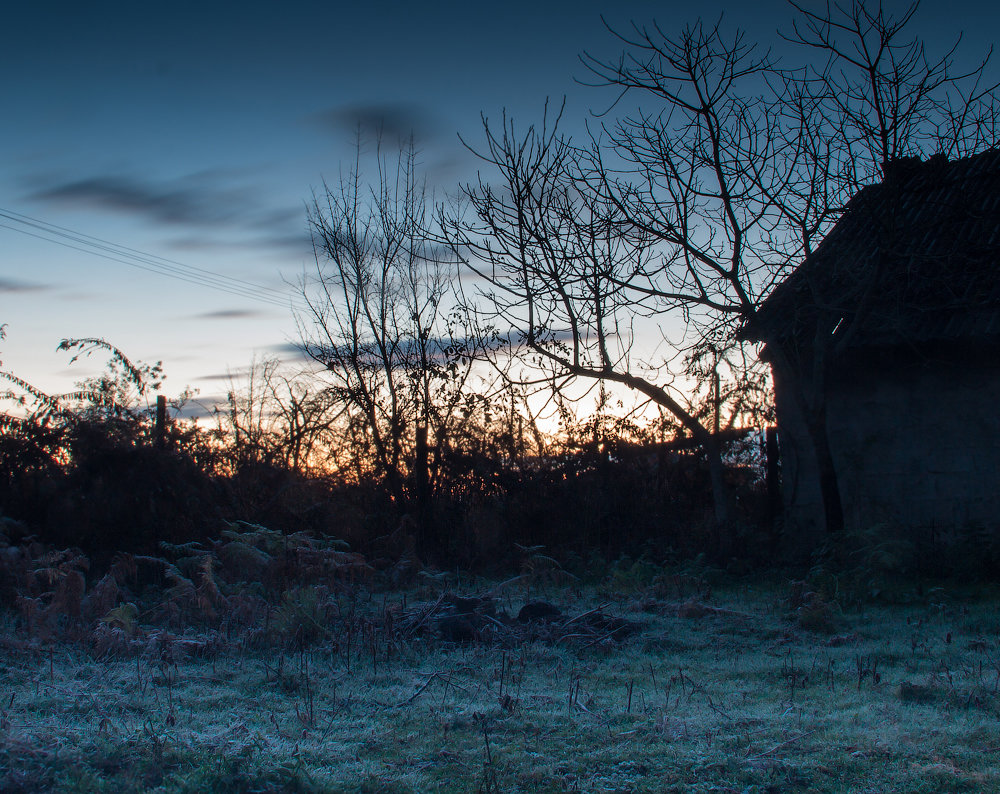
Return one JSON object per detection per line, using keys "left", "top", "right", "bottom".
{"left": 2, "top": 570, "right": 999, "bottom": 793}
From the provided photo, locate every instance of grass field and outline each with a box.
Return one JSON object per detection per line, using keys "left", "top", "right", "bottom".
{"left": 2, "top": 573, "right": 1000, "bottom": 793}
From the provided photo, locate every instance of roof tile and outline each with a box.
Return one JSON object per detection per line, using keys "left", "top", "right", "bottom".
{"left": 743, "top": 150, "right": 1000, "bottom": 348}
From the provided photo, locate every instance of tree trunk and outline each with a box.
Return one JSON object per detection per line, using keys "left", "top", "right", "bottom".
{"left": 413, "top": 424, "right": 432, "bottom": 548}
{"left": 705, "top": 435, "right": 732, "bottom": 550}
{"left": 598, "top": 366, "right": 732, "bottom": 527}
{"left": 803, "top": 404, "right": 845, "bottom": 536}
{"left": 767, "top": 346, "right": 845, "bottom": 536}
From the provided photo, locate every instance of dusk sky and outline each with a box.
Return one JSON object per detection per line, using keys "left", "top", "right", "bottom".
{"left": 2, "top": 0, "right": 996, "bottom": 417}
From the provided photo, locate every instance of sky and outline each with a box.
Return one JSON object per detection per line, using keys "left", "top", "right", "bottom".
{"left": 2, "top": 0, "right": 997, "bottom": 418}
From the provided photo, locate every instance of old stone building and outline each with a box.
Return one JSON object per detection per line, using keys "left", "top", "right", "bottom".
{"left": 742, "top": 151, "right": 1000, "bottom": 543}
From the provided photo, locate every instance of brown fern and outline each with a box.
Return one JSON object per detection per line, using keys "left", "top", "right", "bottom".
{"left": 83, "top": 573, "right": 123, "bottom": 622}
{"left": 195, "top": 556, "right": 226, "bottom": 619}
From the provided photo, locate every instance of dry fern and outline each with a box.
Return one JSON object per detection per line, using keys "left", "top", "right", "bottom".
{"left": 195, "top": 556, "right": 226, "bottom": 619}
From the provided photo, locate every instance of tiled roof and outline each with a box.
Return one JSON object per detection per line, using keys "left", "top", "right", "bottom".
{"left": 742, "top": 149, "right": 1000, "bottom": 349}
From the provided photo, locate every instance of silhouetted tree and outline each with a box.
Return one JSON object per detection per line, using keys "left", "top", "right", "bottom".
{"left": 298, "top": 137, "right": 485, "bottom": 521}
{"left": 443, "top": 107, "right": 740, "bottom": 526}
{"left": 458, "top": 0, "right": 998, "bottom": 535}
{"left": 217, "top": 356, "right": 342, "bottom": 476}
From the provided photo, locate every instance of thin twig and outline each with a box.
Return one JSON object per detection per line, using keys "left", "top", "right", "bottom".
{"left": 746, "top": 729, "right": 819, "bottom": 761}
{"left": 394, "top": 672, "right": 444, "bottom": 707}
{"left": 393, "top": 671, "right": 472, "bottom": 708}
{"left": 403, "top": 594, "right": 447, "bottom": 637}
{"left": 563, "top": 602, "right": 612, "bottom": 626}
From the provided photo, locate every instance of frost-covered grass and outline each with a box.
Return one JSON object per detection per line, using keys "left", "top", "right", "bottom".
{"left": 3, "top": 580, "right": 1000, "bottom": 792}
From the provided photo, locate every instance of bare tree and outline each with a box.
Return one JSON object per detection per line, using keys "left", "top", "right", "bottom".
{"left": 766, "top": 0, "right": 998, "bottom": 534}
{"left": 786, "top": 0, "right": 999, "bottom": 181}
{"left": 217, "top": 356, "right": 343, "bottom": 475}
{"left": 589, "top": 1, "right": 997, "bottom": 535}
{"left": 444, "top": 106, "right": 741, "bottom": 525}
{"left": 456, "top": 0, "right": 997, "bottom": 535}
{"left": 298, "top": 137, "right": 480, "bottom": 513}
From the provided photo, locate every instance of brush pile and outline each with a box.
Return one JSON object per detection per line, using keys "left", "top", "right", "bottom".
{"left": 396, "top": 591, "right": 642, "bottom": 648}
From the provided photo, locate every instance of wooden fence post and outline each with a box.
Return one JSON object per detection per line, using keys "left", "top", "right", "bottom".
{"left": 155, "top": 394, "right": 167, "bottom": 450}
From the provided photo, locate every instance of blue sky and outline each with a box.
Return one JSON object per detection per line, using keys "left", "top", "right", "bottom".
{"left": 1, "top": 0, "right": 996, "bottom": 415}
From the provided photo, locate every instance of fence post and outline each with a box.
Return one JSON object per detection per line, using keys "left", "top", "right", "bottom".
{"left": 155, "top": 394, "right": 167, "bottom": 450}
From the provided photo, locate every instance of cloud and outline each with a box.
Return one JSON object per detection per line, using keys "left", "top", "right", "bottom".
{"left": 311, "top": 103, "right": 441, "bottom": 147}
{"left": 264, "top": 342, "right": 307, "bottom": 357}
{"left": 189, "top": 309, "right": 269, "bottom": 320}
{"left": 174, "top": 394, "right": 229, "bottom": 420}
{"left": 26, "top": 170, "right": 309, "bottom": 255}
{"left": 485, "top": 327, "right": 585, "bottom": 354}
{"left": 167, "top": 231, "right": 312, "bottom": 257}
{"left": 0, "top": 278, "right": 51, "bottom": 293}
{"left": 32, "top": 174, "right": 248, "bottom": 227}
{"left": 310, "top": 105, "right": 475, "bottom": 195}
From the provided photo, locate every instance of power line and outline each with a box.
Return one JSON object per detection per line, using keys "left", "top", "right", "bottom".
{"left": 0, "top": 207, "right": 305, "bottom": 310}
{"left": 0, "top": 220, "right": 300, "bottom": 310}
{"left": 0, "top": 207, "right": 310, "bottom": 312}
{"left": 0, "top": 207, "right": 285, "bottom": 293}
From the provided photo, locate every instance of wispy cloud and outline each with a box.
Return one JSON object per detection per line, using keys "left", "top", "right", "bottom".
{"left": 190, "top": 309, "right": 269, "bottom": 320}
{"left": 193, "top": 372, "right": 240, "bottom": 382}
{"left": 26, "top": 170, "right": 309, "bottom": 256}
{"left": 33, "top": 173, "right": 250, "bottom": 226}
{"left": 166, "top": 231, "right": 312, "bottom": 257}
{"left": 310, "top": 103, "right": 441, "bottom": 147}
{"left": 175, "top": 393, "right": 229, "bottom": 420}
{"left": 0, "top": 277, "right": 51, "bottom": 293}
{"left": 264, "top": 342, "right": 307, "bottom": 357}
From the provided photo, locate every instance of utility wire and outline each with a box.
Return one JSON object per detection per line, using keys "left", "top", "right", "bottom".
{"left": 0, "top": 207, "right": 310, "bottom": 312}
{"left": 0, "top": 207, "right": 285, "bottom": 293}
{"left": 0, "top": 220, "right": 299, "bottom": 310}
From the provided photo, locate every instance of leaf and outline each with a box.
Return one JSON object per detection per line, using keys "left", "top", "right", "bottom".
{"left": 102, "top": 602, "right": 139, "bottom": 635}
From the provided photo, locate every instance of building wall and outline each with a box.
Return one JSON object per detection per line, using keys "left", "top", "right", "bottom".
{"left": 770, "top": 361, "right": 825, "bottom": 546}
{"left": 775, "top": 348, "right": 1000, "bottom": 543}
